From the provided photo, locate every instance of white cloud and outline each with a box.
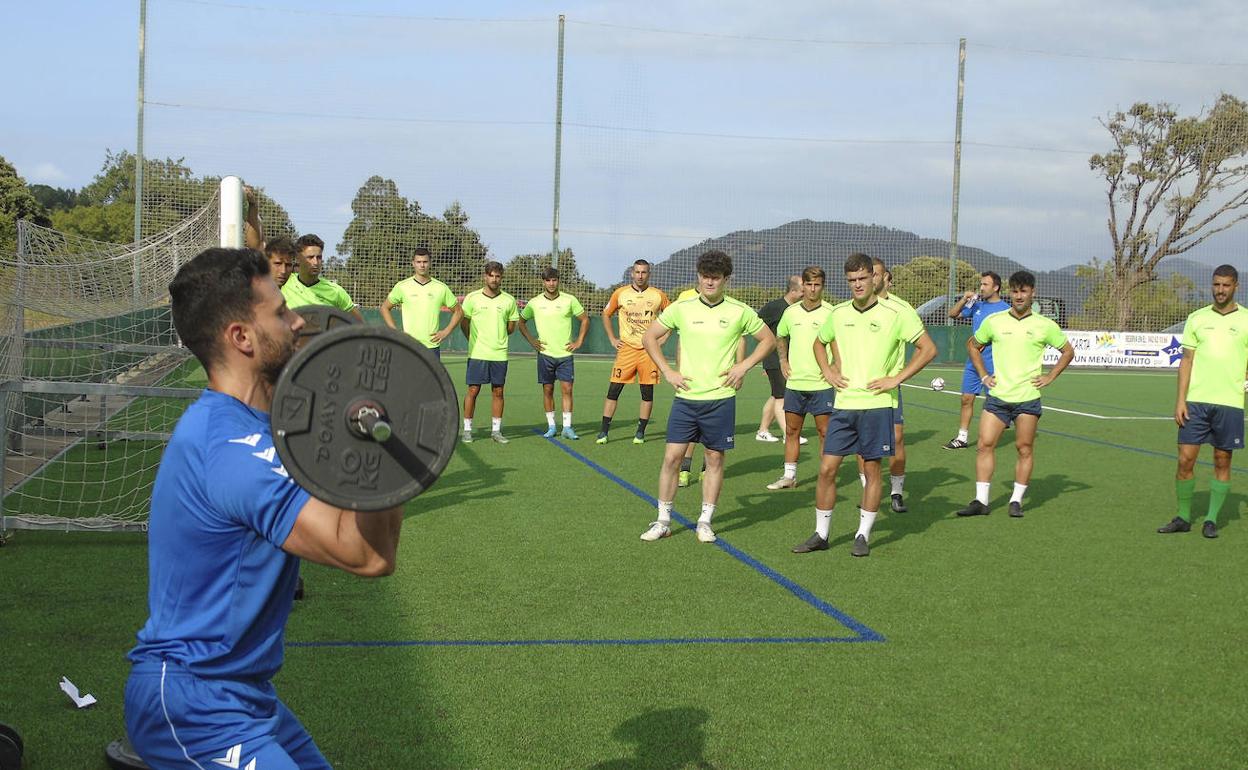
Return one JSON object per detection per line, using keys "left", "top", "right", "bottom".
{"left": 29, "top": 162, "right": 68, "bottom": 183}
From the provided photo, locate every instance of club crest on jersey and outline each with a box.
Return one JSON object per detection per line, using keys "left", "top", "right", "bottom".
{"left": 718, "top": 318, "right": 730, "bottom": 328}
{"left": 869, "top": 321, "right": 881, "bottom": 332}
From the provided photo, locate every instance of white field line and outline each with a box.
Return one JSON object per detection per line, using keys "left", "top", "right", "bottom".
{"left": 900, "top": 382, "right": 1173, "bottom": 420}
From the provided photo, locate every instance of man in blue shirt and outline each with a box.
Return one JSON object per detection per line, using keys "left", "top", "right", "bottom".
{"left": 943, "top": 271, "right": 1010, "bottom": 449}
{"left": 124, "top": 248, "right": 406, "bottom": 769}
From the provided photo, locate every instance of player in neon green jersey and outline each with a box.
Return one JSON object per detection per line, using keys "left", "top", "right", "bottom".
{"left": 519, "top": 267, "right": 589, "bottom": 440}
{"left": 794, "top": 253, "right": 937, "bottom": 558}
{"left": 956, "top": 270, "right": 1074, "bottom": 519}
{"left": 460, "top": 262, "right": 519, "bottom": 444}
{"left": 638, "top": 250, "right": 775, "bottom": 544}
{"left": 1158, "top": 264, "right": 1247, "bottom": 539}
{"left": 380, "top": 247, "right": 463, "bottom": 357}
{"left": 281, "top": 234, "right": 365, "bottom": 322}
{"left": 766, "top": 266, "right": 834, "bottom": 491}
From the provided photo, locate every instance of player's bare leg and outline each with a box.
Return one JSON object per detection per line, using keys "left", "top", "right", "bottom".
{"left": 489, "top": 384, "right": 508, "bottom": 443}
{"left": 768, "top": 412, "right": 806, "bottom": 490}
{"left": 642, "top": 441, "right": 689, "bottom": 541}
{"left": 889, "top": 423, "right": 908, "bottom": 512}
{"left": 1006, "top": 413, "right": 1038, "bottom": 517}
{"left": 794, "top": 452, "right": 846, "bottom": 553}
{"left": 462, "top": 384, "right": 481, "bottom": 442}
{"left": 958, "top": 410, "right": 1007, "bottom": 516}
{"left": 944, "top": 392, "right": 976, "bottom": 449}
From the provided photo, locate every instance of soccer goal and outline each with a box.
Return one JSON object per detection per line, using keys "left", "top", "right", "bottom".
{"left": 0, "top": 178, "right": 244, "bottom": 533}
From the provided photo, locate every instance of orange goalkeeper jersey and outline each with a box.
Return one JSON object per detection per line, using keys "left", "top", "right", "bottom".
{"left": 604, "top": 285, "right": 670, "bottom": 349}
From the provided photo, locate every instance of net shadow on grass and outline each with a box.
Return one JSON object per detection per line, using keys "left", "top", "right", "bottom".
{"left": 589, "top": 707, "right": 715, "bottom": 770}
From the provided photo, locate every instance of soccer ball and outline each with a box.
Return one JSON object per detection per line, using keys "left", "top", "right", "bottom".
{"left": 930, "top": 377, "right": 946, "bottom": 392}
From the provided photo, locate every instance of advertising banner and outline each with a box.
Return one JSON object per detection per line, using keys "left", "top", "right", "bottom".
{"left": 1042, "top": 330, "right": 1184, "bottom": 368}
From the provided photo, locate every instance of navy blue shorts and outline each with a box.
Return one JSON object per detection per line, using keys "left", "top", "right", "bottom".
{"left": 961, "top": 356, "right": 995, "bottom": 395}
{"left": 765, "top": 368, "right": 786, "bottom": 399}
{"left": 823, "top": 407, "right": 895, "bottom": 460}
{"left": 431, "top": 347, "right": 441, "bottom": 361}
{"left": 666, "top": 397, "right": 736, "bottom": 451}
{"left": 983, "top": 396, "right": 1042, "bottom": 427}
{"left": 537, "top": 353, "right": 574, "bottom": 384}
{"left": 466, "top": 358, "right": 507, "bottom": 387}
{"left": 1179, "top": 402, "right": 1245, "bottom": 451}
{"left": 125, "top": 660, "right": 331, "bottom": 770}
{"left": 784, "top": 387, "right": 836, "bottom": 416}
{"left": 893, "top": 388, "right": 904, "bottom": 425}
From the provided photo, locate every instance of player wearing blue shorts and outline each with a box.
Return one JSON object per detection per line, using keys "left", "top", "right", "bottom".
{"left": 793, "top": 253, "right": 937, "bottom": 557}
{"left": 124, "top": 248, "right": 406, "bottom": 769}
{"left": 943, "top": 271, "right": 1010, "bottom": 449}
{"left": 518, "top": 267, "right": 589, "bottom": 439}
{"left": 460, "top": 261, "right": 519, "bottom": 444}
{"left": 1158, "top": 265, "right": 1248, "bottom": 539}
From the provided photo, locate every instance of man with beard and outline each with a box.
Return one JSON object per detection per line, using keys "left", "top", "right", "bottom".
{"left": 281, "top": 233, "right": 365, "bottom": 322}
{"left": 123, "top": 248, "right": 405, "bottom": 769}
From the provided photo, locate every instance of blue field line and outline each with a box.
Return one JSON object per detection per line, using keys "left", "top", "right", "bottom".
{"left": 289, "top": 635, "right": 873, "bottom": 649}
{"left": 907, "top": 400, "right": 1248, "bottom": 476}
{"left": 540, "top": 431, "right": 885, "bottom": 643}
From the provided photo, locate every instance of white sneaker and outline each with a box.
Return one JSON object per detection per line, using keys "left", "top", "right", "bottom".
{"left": 696, "top": 522, "right": 717, "bottom": 543}
{"left": 491, "top": 431, "right": 509, "bottom": 444}
{"left": 639, "top": 521, "right": 671, "bottom": 541}
{"left": 798, "top": 435, "right": 809, "bottom": 445}
{"left": 766, "top": 476, "right": 797, "bottom": 490}
{"left": 755, "top": 431, "right": 780, "bottom": 443}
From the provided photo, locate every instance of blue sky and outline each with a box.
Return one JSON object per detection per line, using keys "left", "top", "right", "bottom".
{"left": 9, "top": 0, "right": 1248, "bottom": 285}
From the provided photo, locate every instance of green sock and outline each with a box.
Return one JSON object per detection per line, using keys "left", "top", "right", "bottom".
{"left": 1206, "top": 479, "right": 1231, "bottom": 524}
{"left": 1176, "top": 478, "right": 1196, "bottom": 522}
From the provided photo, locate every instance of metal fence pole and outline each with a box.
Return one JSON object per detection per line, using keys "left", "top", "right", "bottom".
{"left": 133, "top": 0, "right": 148, "bottom": 298}
{"left": 551, "top": 14, "right": 566, "bottom": 269}
{"left": 946, "top": 38, "right": 967, "bottom": 360}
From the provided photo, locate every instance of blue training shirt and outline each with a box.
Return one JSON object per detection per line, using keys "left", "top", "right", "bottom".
{"left": 129, "top": 390, "right": 310, "bottom": 680}
{"left": 962, "top": 298, "right": 1011, "bottom": 363}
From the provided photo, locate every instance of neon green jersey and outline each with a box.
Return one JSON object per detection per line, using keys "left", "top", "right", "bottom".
{"left": 658, "top": 295, "right": 764, "bottom": 401}
{"left": 974, "top": 311, "right": 1067, "bottom": 403}
{"left": 461, "top": 289, "right": 519, "bottom": 362}
{"left": 817, "top": 299, "right": 924, "bottom": 410}
{"left": 281, "top": 276, "right": 356, "bottom": 312}
{"left": 520, "top": 292, "right": 585, "bottom": 359}
{"left": 776, "top": 300, "right": 834, "bottom": 391}
{"left": 880, "top": 293, "right": 919, "bottom": 407}
{"left": 1182, "top": 304, "right": 1248, "bottom": 409}
{"left": 386, "top": 277, "right": 457, "bottom": 349}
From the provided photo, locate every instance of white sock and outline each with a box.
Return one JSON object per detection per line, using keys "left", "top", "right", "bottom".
{"left": 856, "top": 508, "right": 877, "bottom": 540}
{"left": 545, "top": 411, "right": 556, "bottom": 428}
{"left": 1011, "top": 483, "right": 1027, "bottom": 504}
{"left": 957, "top": 428, "right": 969, "bottom": 442}
{"left": 890, "top": 474, "right": 905, "bottom": 496}
{"left": 699, "top": 502, "right": 716, "bottom": 524}
{"left": 562, "top": 411, "right": 572, "bottom": 428}
{"left": 783, "top": 462, "right": 797, "bottom": 480}
{"left": 491, "top": 417, "right": 502, "bottom": 433}
{"left": 815, "top": 508, "right": 833, "bottom": 539}
{"left": 976, "top": 482, "right": 991, "bottom": 505}
{"left": 463, "top": 418, "right": 472, "bottom": 432}
{"left": 657, "top": 500, "right": 673, "bottom": 525}
{"left": 859, "top": 473, "right": 867, "bottom": 488}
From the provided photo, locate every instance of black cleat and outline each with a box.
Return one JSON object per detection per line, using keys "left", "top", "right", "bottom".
{"left": 956, "top": 499, "right": 989, "bottom": 517}
{"left": 294, "top": 576, "right": 305, "bottom": 601}
{"left": 1202, "top": 520, "right": 1219, "bottom": 539}
{"left": 942, "top": 437, "right": 969, "bottom": 450}
{"left": 1157, "top": 516, "right": 1191, "bottom": 534}
{"left": 1008, "top": 501, "right": 1024, "bottom": 518}
{"left": 792, "top": 533, "right": 830, "bottom": 553}
{"left": 890, "top": 493, "right": 908, "bottom": 513}
{"left": 851, "top": 534, "right": 870, "bottom": 557}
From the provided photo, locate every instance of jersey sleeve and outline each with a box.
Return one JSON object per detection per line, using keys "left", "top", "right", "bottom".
{"left": 506, "top": 296, "right": 520, "bottom": 322}
{"left": 208, "top": 438, "right": 311, "bottom": 549}
{"left": 461, "top": 293, "right": 477, "bottom": 318}
{"left": 1181, "top": 313, "right": 1199, "bottom": 349}
{"left": 657, "top": 290, "right": 671, "bottom": 311}
{"left": 776, "top": 307, "right": 794, "bottom": 338}
{"left": 335, "top": 285, "right": 357, "bottom": 312}
{"left": 657, "top": 302, "right": 681, "bottom": 330}
{"left": 896, "top": 306, "right": 924, "bottom": 344}
{"left": 603, "top": 287, "right": 623, "bottom": 316}
{"left": 441, "top": 285, "right": 458, "bottom": 309}
{"left": 387, "top": 283, "right": 404, "bottom": 305}
{"left": 974, "top": 315, "right": 996, "bottom": 345}
{"left": 570, "top": 295, "right": 585, "bottom": 316}
{"left": 1044, "top": 320, "right": 1068, "bottom": 350}
{"left": 959, "top": 303, "right": 973, "bottom": 319}
{"left": 740, "top": 305, "right": 765, "bottom": 337}
{"left": 520, "top": 300, "right": 535, "bottom": 321}
{"left": 817, "top": 312, "right": 836, "bottom": 344}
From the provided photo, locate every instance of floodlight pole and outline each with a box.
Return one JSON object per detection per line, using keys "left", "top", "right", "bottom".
{"left": 947, "top": 38, "right": 966, "bottom": 334}
{"left": 134, "top": 0, "right": 148, "bottom": 301}
{"left": 551, "top": 14, "right": 566, "bottom": 269}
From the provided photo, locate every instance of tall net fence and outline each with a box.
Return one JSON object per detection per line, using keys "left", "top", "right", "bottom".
{"left": 135, "top": 5, "right": 1247, "bottom": 334}
{"left": 0, "top": 198, "right": 218, "bottom": 531}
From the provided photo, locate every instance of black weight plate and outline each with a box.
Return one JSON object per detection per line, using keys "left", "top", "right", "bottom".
{"left": 0, "top": 734, "right": 19, "bottom": 770}
{"left": 271, "top": 326, "right": 459, "bottom": 511}
{"left": 105, "top": 738, "right": 151, "bottom": 769}
{"left": 0, "top": 724, "right": 21, "bottom": 759}
{"left": 294, "top": 305, "right": 359, "bottom": 350}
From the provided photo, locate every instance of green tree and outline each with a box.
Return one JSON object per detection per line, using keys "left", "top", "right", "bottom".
{"left": 28, "top": 184, "right": 80, "bottom": 211}
{"left": 1071, "top": 260, "right": 1198, "bottom": 331}
{"left": 501, "top": 248, "right": 596, "bottom": 302}
{"left": 50, "top": 202, "right": 135, "bottom": 244}
{"left": 1089, "top": 94, "right": 1248, "bottom": 328}
{"left": 889, "top": 256, "right": 980, "bottom": 309}
{"left": 0, "top": 156, "right": 51, "bottom": 254}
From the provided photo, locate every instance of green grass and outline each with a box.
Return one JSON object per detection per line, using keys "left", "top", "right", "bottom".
{"left": 3, "top": 358, "right": 1247, "bottom": 768}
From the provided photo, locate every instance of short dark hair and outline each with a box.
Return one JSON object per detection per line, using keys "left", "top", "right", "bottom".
{"left": 633, "top": 259, "right": 650, "bottom": 267}
{"left": 870, "top": 256, "right": 887, "bottom": 271}
{"left": 982, "top": 271, "right": 1002, "bottom": 291}
{"left": 801, "top": 266, "right": 825, "bottom": 283}
{"left": 170, "top": 248, "right": 269, "bottom": 372}
{"left": 540, "top": 267, "right": 559, "bottom": 281}
{"left": 1213, "top": 264, "right": 1239, "bottom": 282}
{"left": 295, "top": 234, "right": 324, "bottom": 251}
{"left": 265, "top": 236, "right": 296, "bottom": 259}
{"left": 413, "top": 247, "right": 431, "bottom": 258}
{"left": 696, "top": 250, "right": 733, "bottom": 278}
{"left": 484, "top": 261, "right": 504, "bottom": 275}
{"left": 844, "top": 252, "right": 873, "bottom": 275}
{"left": 1008, "top": 270, "right": 1036, "bottom": 290}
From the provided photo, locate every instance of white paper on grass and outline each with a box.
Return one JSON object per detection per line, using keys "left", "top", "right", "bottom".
{"left": 59, "top": 676, "right": 97, "bottom": 708}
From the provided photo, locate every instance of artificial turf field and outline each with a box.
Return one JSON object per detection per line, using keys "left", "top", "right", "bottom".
{"left": 3, "top": 356, "right": 1247, "bottom": 769}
